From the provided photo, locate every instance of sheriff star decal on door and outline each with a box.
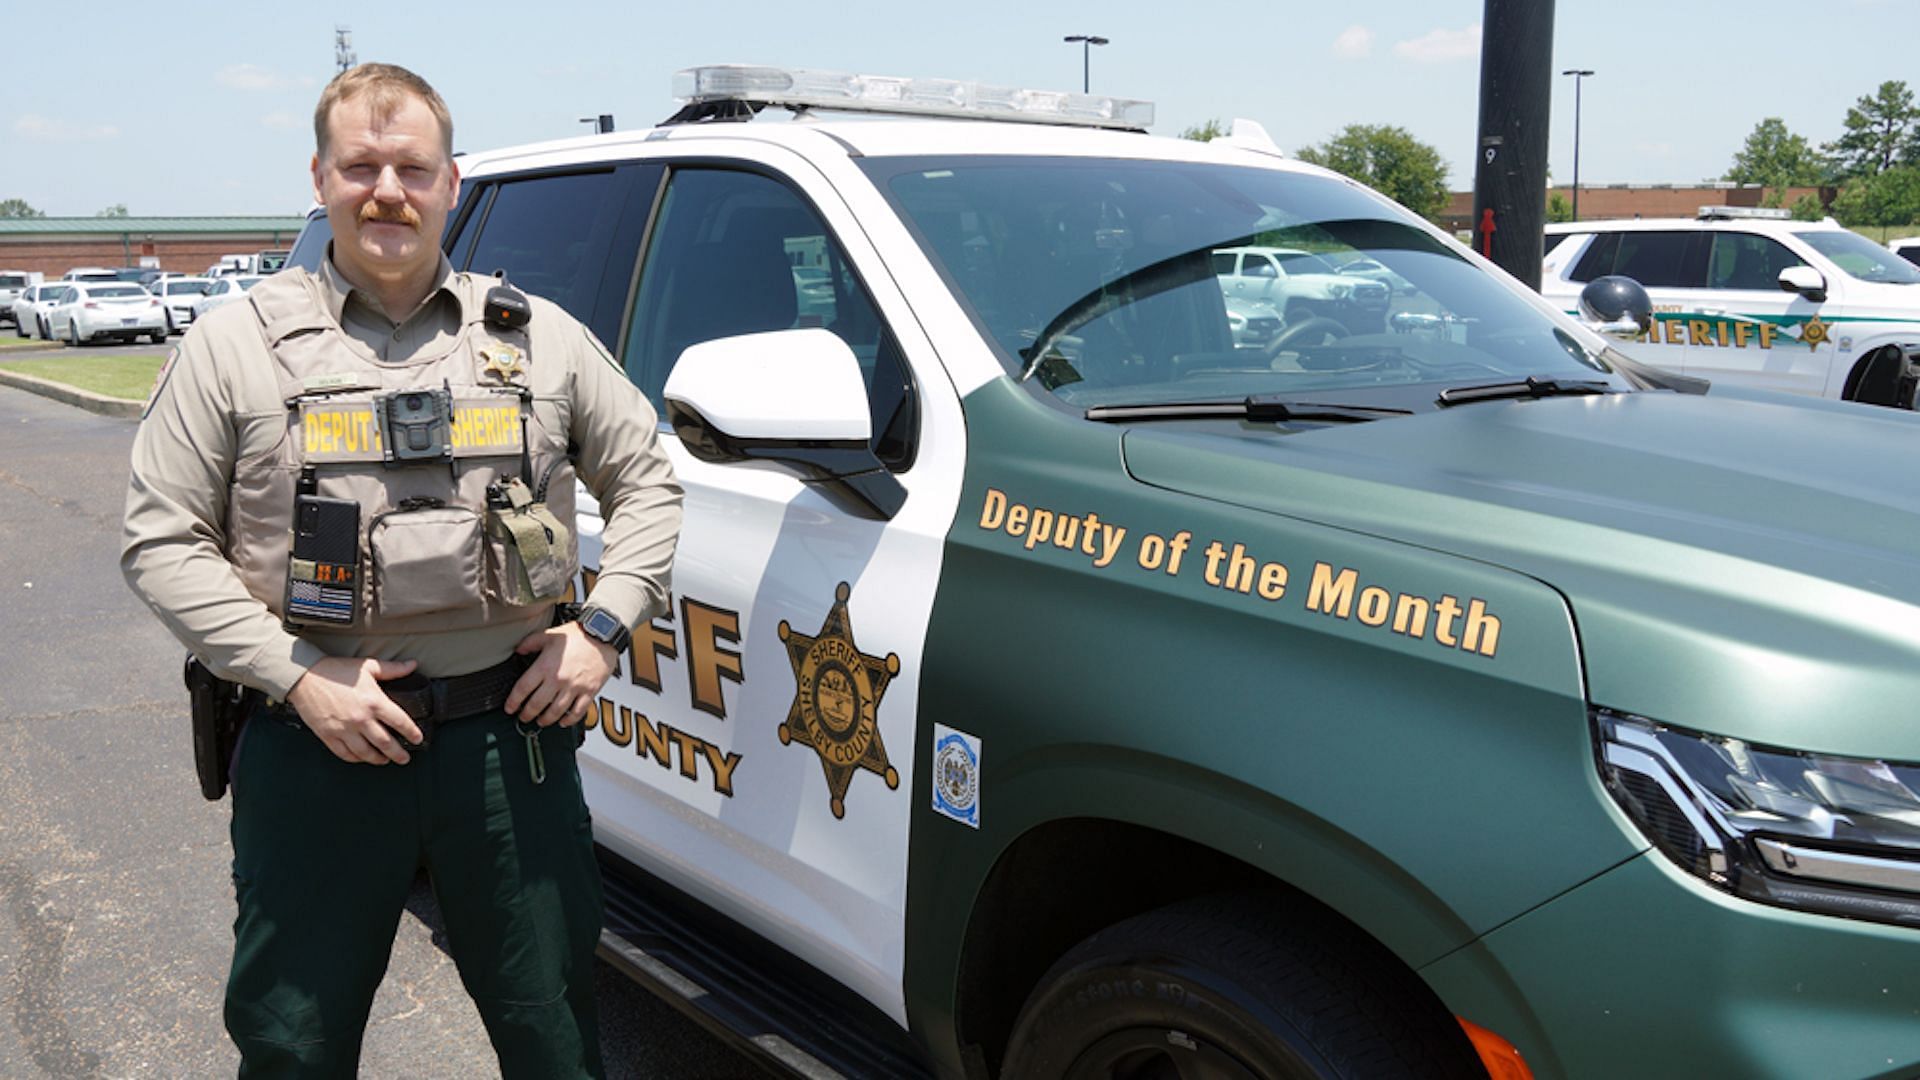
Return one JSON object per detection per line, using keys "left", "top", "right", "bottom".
{"left": 777, "top": 582, "right": 901, "bottom": 819}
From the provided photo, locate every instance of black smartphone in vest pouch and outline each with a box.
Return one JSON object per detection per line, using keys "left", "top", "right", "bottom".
{"left": 285, "top": 495, "right": 361, "bottom": 627}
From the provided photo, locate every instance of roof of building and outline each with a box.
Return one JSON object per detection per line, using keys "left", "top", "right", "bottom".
{"left": 0, "top": 216, "right": 308, "bottom": 235}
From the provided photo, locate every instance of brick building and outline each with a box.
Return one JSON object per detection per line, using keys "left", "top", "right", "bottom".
{"left": 0, "top": 216, "right": 308, "bottom": 278}
{"left": 1437, "top": 183, "right": 1834, "bottom": 234}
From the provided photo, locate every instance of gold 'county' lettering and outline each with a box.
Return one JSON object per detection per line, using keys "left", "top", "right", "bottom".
{"left": 590, "top": 697, "right": 742, "bottom": 797}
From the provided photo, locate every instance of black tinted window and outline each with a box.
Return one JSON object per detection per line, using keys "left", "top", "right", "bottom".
{"left": 1612, "top": 232, "right": 1708, "bottom": 288}
{"left": 1568, "top": 233, "right": 1616, "bottom": 283}
{"left": 462, "top": 170, "right": 626, "bottom": 344}
{"left": 1708, "top": 233, "right": 1806, "bottom": 290}
{"left": 624, "top": 168, "right": 916, "bottom": 469}
{"left": 287, "top": 213, "right": 331, "bottom": 273}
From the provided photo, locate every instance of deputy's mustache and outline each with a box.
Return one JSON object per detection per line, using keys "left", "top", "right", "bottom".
{"left": 359, "top": 203, "right": 421, "bottom": 228}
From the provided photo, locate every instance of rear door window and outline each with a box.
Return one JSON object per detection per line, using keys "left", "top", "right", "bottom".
{"left": 457, "top": 167, "right": 653, "bottom": 347}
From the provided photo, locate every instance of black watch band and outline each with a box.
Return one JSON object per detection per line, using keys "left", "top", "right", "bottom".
{"left": 576, "top": 605, "right": 632, "bottom": 653}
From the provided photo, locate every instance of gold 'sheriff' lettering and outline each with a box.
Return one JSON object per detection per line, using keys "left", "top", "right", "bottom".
{"left": 682, "top": 598, "right": 744, "bottom": 720}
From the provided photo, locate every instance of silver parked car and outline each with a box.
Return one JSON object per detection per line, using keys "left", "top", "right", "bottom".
{"left": 47, "top": 282, "right": 168, "bottom": 346}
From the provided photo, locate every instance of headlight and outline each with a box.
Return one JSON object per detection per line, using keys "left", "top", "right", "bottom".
{"left": 1326, "top": 283, "right": 1351, "bottom": 300}
{"left": 1596, "top": 708, "right": 1920, "bottom": 928}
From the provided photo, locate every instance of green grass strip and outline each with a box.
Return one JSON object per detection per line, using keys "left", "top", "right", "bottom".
{"left": 2, "top": 354, "right": 167, "bottom": 401}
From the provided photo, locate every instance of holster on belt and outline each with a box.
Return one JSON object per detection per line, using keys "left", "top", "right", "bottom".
{"left": 185, "top": 654, "right": 258, "bottom": 801}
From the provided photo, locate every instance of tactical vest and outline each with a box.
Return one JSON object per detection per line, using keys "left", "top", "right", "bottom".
{"left": 226, "top": 269, "right": 578, "bottom": 636}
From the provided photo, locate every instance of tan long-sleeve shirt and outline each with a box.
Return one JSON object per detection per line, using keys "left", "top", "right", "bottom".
{"left": 122, "top": 255, "right": 682, "bottom": 698}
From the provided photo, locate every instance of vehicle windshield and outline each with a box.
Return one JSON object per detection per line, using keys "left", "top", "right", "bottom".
{"left": 236, "top": 277, "right": 264, "bottom": 290}
{"left": 166, "top": 281, "right": 212, "bottom": 296}
{"left": 91, "top": 285, "right": 147, "bottom": 299}
{"left": 0, "top": 275, "right": 27, "bottom": 288}
{"left": 862, "top": 156, "right": 1626, "bottom": 411}
{"left": 1795, "top": 229, "right": 1920, "bottom": 284}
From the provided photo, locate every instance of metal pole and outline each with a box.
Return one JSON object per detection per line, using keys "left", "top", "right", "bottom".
{"left": 1562, "top": 69, "right": 1593, "bottom": 222}
{"left": 1063, "top": 35, "right": 1108, "bottom": 94}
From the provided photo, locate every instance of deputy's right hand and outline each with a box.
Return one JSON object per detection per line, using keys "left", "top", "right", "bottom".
{"left": 284, "top": 656, "right": 423, "bottom": 765}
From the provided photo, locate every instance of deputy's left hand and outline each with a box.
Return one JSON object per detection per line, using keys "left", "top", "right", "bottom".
{"left": 507, "top": 623, "right": 618, "bottom": 727}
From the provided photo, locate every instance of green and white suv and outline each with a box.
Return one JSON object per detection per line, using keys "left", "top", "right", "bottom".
{"left": 445, "top": 66, "right": 1920, "bottom": 1080}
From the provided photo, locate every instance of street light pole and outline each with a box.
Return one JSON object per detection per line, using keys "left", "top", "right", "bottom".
{"left": 1562, "top": 68, "right": 1594, "bottom": 222}
{"left": 1063, "top": 34, "right": 1109, "bottom": 93}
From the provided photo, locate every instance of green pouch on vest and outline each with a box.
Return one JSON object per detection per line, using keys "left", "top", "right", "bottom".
{"left": 486, "top": 478, "right": 572, "bottom": 603}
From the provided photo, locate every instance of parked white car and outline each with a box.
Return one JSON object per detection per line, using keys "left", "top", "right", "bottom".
{"left": 189, "top": 275, "right": 263, "bottom": 320}
{"left": 61, "top": 267, "right": 121, "bottom": 283}
{"left": 1214, "top": 245, "right": 1392, "bottom": 332}
{"left": 0, "top": 271, "right": 38, "bottom": 329}
{"left": 46, "top": 282, "right": 167, "bottom": 345}
{"left": 13, "top": 283, "right": 72, "bottom": 339}
{"left": 151, "top": 276, "right": 215, "bottom": 335}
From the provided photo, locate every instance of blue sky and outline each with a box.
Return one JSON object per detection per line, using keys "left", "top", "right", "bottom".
{"left": 3, "top": 0, "right": 1912, "bottom": 217}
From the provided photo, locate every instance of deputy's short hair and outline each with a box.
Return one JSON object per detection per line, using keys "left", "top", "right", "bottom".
{"left": 313, "top": 63, "right": 453, "bottom": 161}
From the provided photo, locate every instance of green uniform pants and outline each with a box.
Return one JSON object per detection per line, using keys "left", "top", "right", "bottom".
{"left": 225, "top": 705, "right": 605, "bottom": 1079}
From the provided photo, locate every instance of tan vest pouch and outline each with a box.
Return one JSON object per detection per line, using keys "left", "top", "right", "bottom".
{"left": 485, "top": 478, "right": 573, "bottom": 605}
{"left": 369, "top": 503, "right": 486, "bottom": 619}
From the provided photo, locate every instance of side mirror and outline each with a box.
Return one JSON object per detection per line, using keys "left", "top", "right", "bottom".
{"left": 663, "top": 327, "right": 905, "bottom": 519}
{"left": 1577, "top": 275, "right": 1654, "bottom": 341}
{"left": 1778, "top": 265, "right": 1828, "bottom": 303}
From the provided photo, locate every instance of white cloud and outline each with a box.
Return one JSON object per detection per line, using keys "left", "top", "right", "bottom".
{"left": 217, "top": 64, "right": 314, "bottom": 92}
{"left": 1333, "top": 25, "right": 1374, "bottom": 60}
{"left": 13, "top": 115, "right": 119, "bottom": 142}
{"left": 1392, "top": 24, "right": 1482, "bottom": 63}
{"left": 261, "top": 111, "right": 302, "bottom": 130}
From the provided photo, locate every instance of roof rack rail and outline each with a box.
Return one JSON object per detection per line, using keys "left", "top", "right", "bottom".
{"left": 660, "top": 65, "right": 1154, "bottom": 131}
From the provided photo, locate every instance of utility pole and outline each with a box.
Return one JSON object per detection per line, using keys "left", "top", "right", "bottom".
{"left": 1470, "top": 0, "right": 1554, "bottom": 291}
{"left": 334, "top": 27, "right": 357, "bottom": 75}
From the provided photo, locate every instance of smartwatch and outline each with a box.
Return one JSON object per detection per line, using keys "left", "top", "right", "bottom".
{"left": 576, "top": 604, "right": 632, "bottom": 653}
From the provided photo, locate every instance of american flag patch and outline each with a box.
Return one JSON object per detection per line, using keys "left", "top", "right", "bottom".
{"left": 287, "top": 578, "right": 354, "bottom": 624}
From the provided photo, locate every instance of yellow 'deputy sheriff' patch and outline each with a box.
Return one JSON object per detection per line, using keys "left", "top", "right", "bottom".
{"left": 778, "top": 581, "right": 900, "bottom": 820}
{"left": 299, "top": 397, "right": 524, "bottom": 461}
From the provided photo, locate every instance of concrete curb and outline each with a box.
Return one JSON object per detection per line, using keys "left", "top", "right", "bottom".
{"left": 0, "top": 367, "right": 144, "bottom": 419}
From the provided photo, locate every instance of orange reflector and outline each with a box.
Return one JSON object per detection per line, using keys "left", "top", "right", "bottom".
{"left": 1456, "top": 1017, "right": 1533, "bottom": 1080}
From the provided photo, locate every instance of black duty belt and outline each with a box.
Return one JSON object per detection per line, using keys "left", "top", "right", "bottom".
{"left": 381, "top": 655, "right": 530, "bottom": 727}
{"left": 270, "top": 655, "right": 530, "bottom": 747}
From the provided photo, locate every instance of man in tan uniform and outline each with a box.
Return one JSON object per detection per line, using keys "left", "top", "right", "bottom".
{"left": 122, "top": 63, "right": 680, "bottom": 1078}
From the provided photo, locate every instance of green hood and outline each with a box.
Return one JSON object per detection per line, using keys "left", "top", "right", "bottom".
{"left": 1122, "top": 390, "right": 1920, "bottom": 760}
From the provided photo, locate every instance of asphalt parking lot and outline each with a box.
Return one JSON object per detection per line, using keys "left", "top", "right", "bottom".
{"left": 0, "top": 385, "right": 760, "bottom": 1078}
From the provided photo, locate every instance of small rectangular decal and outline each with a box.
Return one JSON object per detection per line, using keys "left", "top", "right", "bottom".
{"left": 931, "top": 723, "right": 981, "bottom": 829}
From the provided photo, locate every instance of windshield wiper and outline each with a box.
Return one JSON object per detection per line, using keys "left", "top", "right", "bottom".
{"left": 1435, "top": 376, "right": 1617, "bottom": 407}
{"left": 1085, "top": 395, "right": 1413, "bottom": 424}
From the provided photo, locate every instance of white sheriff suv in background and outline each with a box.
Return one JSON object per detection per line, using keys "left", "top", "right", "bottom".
{"left": 1543, "top": 207, "right": 1920, "bottom": 407}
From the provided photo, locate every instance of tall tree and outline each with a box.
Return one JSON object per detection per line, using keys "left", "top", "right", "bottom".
{"left": 0, "top": 198, "right": 44, "bottom": 218}
{"left": 1295, "top": 124, "right": 1450, "bottom": 219}
{"left": 1724, "top": 118, "right": 1828, "bottom": 190}
{"left": 1830, "top": 165, "right": 1920, "bottom": 228}
{"left": 95, "top": 203, "right": 129, "bottom": 218}
{"left": 1826, "top": 81, "right": 1920, "bottom": 177}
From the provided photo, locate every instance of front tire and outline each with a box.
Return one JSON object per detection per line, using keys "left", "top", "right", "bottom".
{"left": 1001, "top": 894, "right": 1481, "bottom": 1080}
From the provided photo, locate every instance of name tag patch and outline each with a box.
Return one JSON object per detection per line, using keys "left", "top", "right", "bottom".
{"left": 300, "top": 397, "right": 524, "bottom": 462}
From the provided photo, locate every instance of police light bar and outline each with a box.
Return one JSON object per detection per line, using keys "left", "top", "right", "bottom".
{"left": 670, "top": 65, "right": 1154, "bottom": 131}
{"left": 1698, "top": 206, "right": 1792, "bottom": 221}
